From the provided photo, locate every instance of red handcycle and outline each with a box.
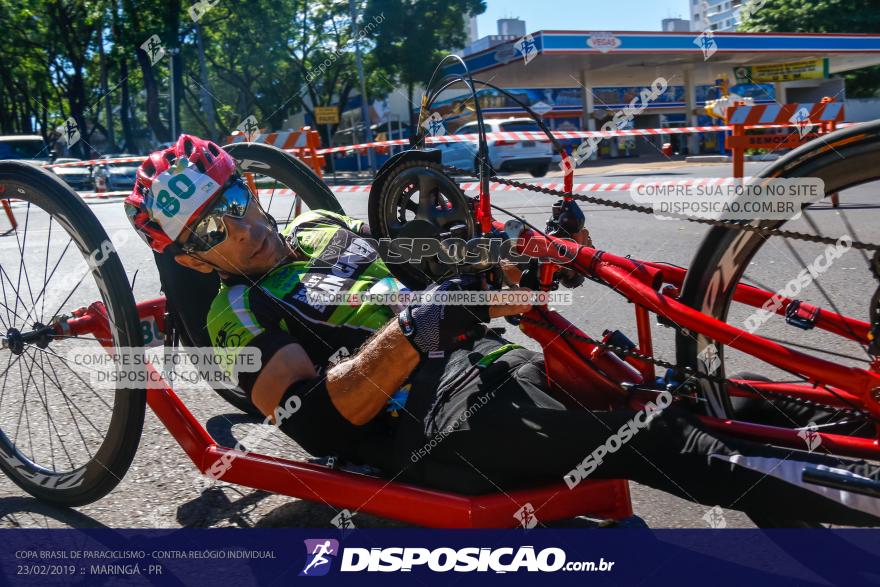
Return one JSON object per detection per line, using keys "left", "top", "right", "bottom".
{"left": 0, "top": 63, "right": 879, "bottom": 528}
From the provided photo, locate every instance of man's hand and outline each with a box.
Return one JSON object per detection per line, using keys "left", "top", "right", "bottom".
{"left": 399, "top": 277, "right": 531, "bottom": 355}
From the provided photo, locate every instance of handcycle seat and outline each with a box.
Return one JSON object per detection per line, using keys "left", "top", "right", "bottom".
{"left": 153, "top": 250, "right": 219, "bottom": 348}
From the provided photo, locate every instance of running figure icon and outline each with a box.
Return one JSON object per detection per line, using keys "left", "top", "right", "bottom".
{"left": 300, "top": 539, "right": 340, "bottom": 576}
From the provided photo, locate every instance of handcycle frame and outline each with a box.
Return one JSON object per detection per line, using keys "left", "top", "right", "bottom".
{"left": 52, "top": 209, "right": 880, "bottom": 527}
{"left": 38, "top": 57, "right": 880, "bottom": 526}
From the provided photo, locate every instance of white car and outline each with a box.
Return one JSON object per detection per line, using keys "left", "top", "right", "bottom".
{"left": 438, "top": 118, "right": 553, "bottom": 177}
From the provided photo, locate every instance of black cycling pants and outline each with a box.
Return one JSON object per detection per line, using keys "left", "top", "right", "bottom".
{"left": 395, "top": 346, "right": 880, "bottom": 526}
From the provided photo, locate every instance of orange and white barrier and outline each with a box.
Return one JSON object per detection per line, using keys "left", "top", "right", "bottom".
{"left": 726, "top": 97, "right": 845, "bottom": 180}
{"left": 224, "top": 129, "right": 311, "bottom": 149}
{"left": 727, "top": 101, "right": 845, "bottom": 126}
{"left": 225, "top": 126, "right": 325, "bottom": 178}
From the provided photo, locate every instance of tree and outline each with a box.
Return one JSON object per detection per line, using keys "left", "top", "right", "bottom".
{"left": 285, "top": 0, "right": 360, "bottom": 144}
{"left": 364, "top": 0, "right": 486, "bottom": 128}
{"left": 740, "top": 0, "right": 880, "bottom": 98}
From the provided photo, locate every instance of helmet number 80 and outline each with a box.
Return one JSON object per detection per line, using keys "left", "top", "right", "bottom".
{"left": 157, "top": 174, "right": 197, "bottom": 217}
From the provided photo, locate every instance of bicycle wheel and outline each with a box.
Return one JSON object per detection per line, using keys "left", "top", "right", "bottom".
{"left": 675, "top": 120, "right": 880, "bottom": 527}
{"left": 367, "top": 159, "right": 476, "bottom": 289}
{"left": 0, "top": 161, "right": 145, "bottom": 507}
{"left": 199, "top": 142, "right": 343, "bottom": 416}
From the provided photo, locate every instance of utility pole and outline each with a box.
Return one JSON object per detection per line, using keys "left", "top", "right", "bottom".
{"left": 349, "top": 0, "right": 375, "bottom": 174}
{"left": 196, "top": 22, "right": 217, "bottom": 139}
{"left": 169, "top": 47, "right": 180, "bottom": 139}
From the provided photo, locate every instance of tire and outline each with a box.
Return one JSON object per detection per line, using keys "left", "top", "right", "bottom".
{"left": 367, "top": 159, "right": 476, "bottom": 289}
{"left": 0, "top": 161, "right": 146, "bottom": 507}
{"left": 675, "top": 121, "right": 880, "bottom": 527}
{"left": 676, "top": 120, "right": 880, "bottom": 417}
{"left": 205, "top": 142, "right": 343, "bottom": 416}
{"left": 529, "top": 164, "right": 549, "bottom": 178}
{"left": 223, "top": 142, "right": 343, "bottom": 216}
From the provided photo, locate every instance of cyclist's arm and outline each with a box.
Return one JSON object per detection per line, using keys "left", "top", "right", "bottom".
{"left": 254, "top": 300, "right": 526, "bottom": 426}
{"left": 253, "top": 319, "right": 419, "bottom": 425}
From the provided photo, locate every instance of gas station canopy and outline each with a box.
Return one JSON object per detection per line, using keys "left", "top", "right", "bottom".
{"left": 461, "top": 30, "right": 880, "bottom": 88}
{"left": 434, "top": 30, "right": 880, "bottom": 156}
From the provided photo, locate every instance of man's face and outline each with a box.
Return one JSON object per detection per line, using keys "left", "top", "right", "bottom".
{"left": 174, "top": 197, "right": 289, "bottom": 276}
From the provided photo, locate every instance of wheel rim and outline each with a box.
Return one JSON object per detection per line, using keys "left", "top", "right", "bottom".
{"left": 0, "top": 191, "right": 127, "bottom": 481}
{"left": 682, "top": 138, "right": 880, "bottom": 437}
{"left": 374, "top": 163, "right": 475, "bottom": 288}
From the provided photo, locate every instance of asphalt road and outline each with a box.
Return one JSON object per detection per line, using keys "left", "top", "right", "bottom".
{"left": 0, "top": 158, "right": 877, "bottom": 530}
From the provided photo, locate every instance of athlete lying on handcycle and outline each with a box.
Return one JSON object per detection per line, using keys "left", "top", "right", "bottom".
{"left": 124, "top": 135, "right": 880, "bottom": 526}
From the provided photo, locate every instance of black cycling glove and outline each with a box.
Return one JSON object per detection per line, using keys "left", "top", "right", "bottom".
{"left": 398, "top": 278, "right": 490, "bottom": 355}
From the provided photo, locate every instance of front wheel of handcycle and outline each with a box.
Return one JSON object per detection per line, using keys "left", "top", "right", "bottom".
{"left": 0, "top": 161, "right": 146, "bottom": 507}
{"left": 676, "top": 120, "right": 880, "bottom": 527}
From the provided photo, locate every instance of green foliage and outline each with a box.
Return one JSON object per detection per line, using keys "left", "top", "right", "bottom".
{"left": 739, "top": 0, "right": 880, "bottom": 98}
{"left": 0, "top": 0, "right": 479, "bottom": 154}
{"left": 363, "top": 0, "right": 486, "bottom": 125}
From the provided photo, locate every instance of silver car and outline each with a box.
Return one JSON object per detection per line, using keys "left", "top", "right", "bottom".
{"left": 96, "top": 154, "right": 140, "bottom": 191}
{"left": 50, "top": 158, "right": 94, "bottom": 191}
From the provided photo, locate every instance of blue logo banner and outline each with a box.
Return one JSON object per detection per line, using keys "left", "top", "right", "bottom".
{"left": 1, "top": 528, "right": 878, "bottom": 585}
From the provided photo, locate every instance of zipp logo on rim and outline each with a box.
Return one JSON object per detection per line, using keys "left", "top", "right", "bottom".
{"left": 238, "top": 159, "right": 271, "bottom": 171}
{"left": 0, "top": 445, "right": 87, "bottom": 490}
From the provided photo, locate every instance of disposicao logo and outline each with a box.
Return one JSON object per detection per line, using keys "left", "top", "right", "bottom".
{"left": 300, "top": 539, "right": 339, "bottom": 577}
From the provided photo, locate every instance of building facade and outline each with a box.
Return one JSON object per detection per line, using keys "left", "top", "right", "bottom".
{"left": 690, "top": 0, "right": 745, "bottom": 32}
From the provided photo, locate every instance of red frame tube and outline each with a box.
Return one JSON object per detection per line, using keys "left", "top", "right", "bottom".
{"left": 59, "top": 298, "right": 633, "bottom": 527}
{"left": 502, "top": 225, "right": 880, "bottom": 435}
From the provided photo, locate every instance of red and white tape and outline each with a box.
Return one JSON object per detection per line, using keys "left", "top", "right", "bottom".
{"left": 45, "top": 155, "right": 147, "bottom": 169}
{"left": 315, "top": 123, "right": 856, "bottom": 154}
{"left": 42, "top": 122, "right": 856, "bottom": 169}
{"left": 73, "top": 178, "right": 746, "bottom": 201}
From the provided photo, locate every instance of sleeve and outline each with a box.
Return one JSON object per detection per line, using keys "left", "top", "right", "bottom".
{"left": 207, "top": 284, "right": 301, "bottom": 397}
{"left": 315, "top": 210, "right": 370, "bottom": 237}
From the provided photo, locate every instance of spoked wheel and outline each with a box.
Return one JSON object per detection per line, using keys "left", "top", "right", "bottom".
{"left": 676, "top": 120, "right": 880, "bottom": 527}
{"left": 0, "top": 161, "right": 145, "bottom": 507}
{"left": 368, "top": 159, "right": 476, "bottom": 289}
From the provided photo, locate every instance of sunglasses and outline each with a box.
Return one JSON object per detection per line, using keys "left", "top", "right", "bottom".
{"left": 182, "top": 179, "right": 253, "bottom": 253}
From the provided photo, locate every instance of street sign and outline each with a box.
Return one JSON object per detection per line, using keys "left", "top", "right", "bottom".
{"left": 734, "top": 58, "right": 828, "bottom": 83}
{"left": 727, "top": 132, "right": 817, "bottom": 150}
{"left": 314, "top": 106, "right": 339, "bottom": 125}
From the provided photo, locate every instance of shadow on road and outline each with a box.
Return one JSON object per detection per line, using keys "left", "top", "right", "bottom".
{"left": 0, "top": 496, "right": 109, "bottom": 528}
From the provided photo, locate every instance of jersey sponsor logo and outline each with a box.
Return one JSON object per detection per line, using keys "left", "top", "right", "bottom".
{"left": 215, "top": 321, "right": 244, "bottom": 348}
{"left": 284, "top": 232, "right": 380, "bottom": 319}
